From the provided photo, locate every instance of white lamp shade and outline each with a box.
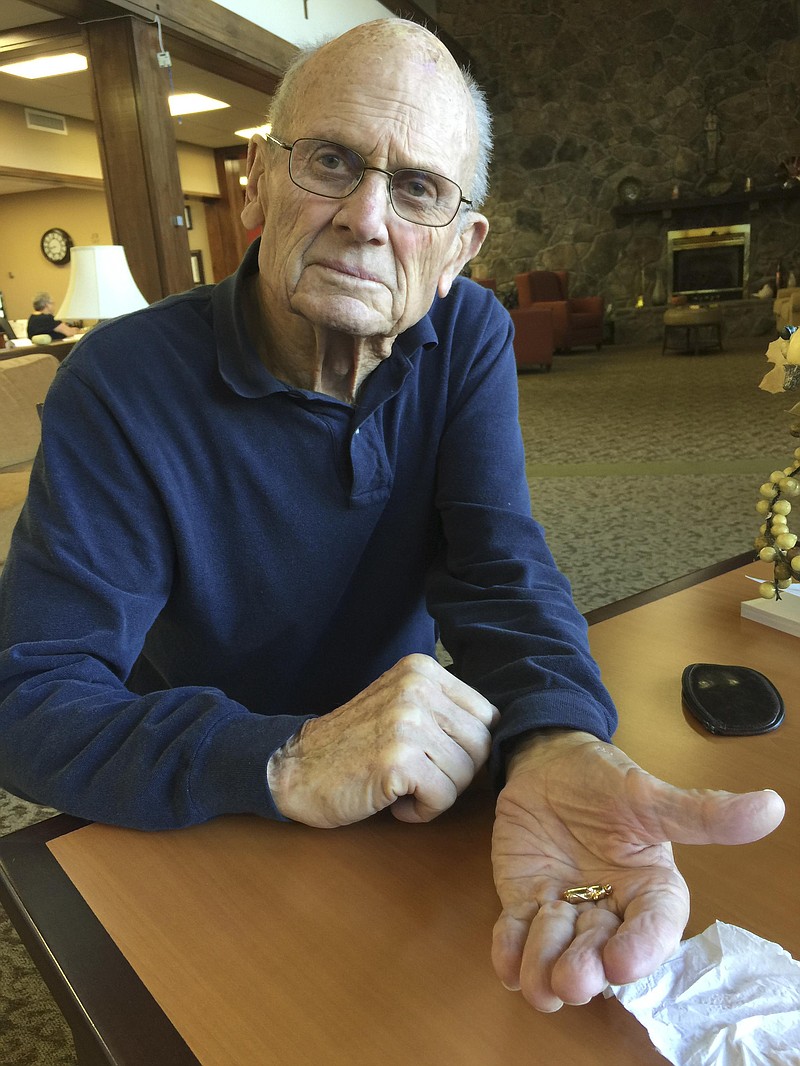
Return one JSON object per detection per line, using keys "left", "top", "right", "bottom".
{"left": 56, "top": 245, "right": 148, "bottom": 319}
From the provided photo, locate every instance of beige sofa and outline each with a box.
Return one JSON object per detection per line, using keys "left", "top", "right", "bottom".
{"left": 0, "top": 353, "right": 59, "bottom": 566}
{"left": 774, "top": 287, "right": 800, "bottom": 334}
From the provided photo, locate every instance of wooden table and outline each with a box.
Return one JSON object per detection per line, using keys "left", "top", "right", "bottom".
{"left": 26, "top": 337, "right": 81, "bottom": 360}
{"left": 0, "top": 337, "right": 81, "bottom": 362}
{"left": 1, "top": 555, "right": 797, "bottom": 1066}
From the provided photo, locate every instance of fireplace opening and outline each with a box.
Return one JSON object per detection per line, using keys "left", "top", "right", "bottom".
{"left": 668, "top": 225, "right": 750, "bottom": 302}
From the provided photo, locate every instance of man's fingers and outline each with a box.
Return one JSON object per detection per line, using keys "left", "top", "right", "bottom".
{"left": 601, "top": 884, "right": 689, "bottom": 986}
{"left": 434, "top": 706, "right": 493, "bottom": 772}
{"left": 385, "top": 734, "right": 470, "bottom": 820}
{"left": 495, "top": 885, "right": 683, "bottom": 1009}
{"left": 390, "top": 657, "right": 496, "bottom": 771}
{"left": 491, "top": 910, "right": 535, "bottom": 992}
{"left": 436, "top": 667, "right": 500, "bottom": 729}
{"left": 402, "top": 655, "right": 499, "bottom": 729}
{"left": 517, "top": 903, "right": 622, "bottom": 1010}
{"left": 550, "top": 906, "right": 622, "bottom": 1004}
{"left": 518, "top": 899, "right": 582, "bottom": 1011}
{"left": 401, "top": 703, "right": 488, "bottom": 790}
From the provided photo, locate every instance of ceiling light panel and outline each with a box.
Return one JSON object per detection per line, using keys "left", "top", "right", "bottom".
{"left": 0, "top": 52, "right": 87, "bottom": 79}
{"left": 234, "top": 124, "right": 271, "bottom": 139}
{"left": 169, "top": 93, "right": 229, "bottom": 116}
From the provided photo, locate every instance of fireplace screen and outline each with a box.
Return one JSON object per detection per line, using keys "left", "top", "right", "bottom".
{"left": 668, "top": 225, "right": 750, "bottom": 301}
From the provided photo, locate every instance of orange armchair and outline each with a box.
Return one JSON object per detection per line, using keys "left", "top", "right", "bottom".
{"left": 515, "top": 270, "right": 603, "bottom": 352}
{"left": 472, "top": 277, "right": 553, "bottom": 370}
{"left": 509, "top": 307, "right": 553, "bottom": 370}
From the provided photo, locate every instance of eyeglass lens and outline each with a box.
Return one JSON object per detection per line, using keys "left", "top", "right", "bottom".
{"left": 287, "top": 138, "right": 463, "bottom": 227}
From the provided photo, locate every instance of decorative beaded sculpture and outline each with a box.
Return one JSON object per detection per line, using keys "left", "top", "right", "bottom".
{"left": 755, "top": 325, "right": 800, "bottom": 599}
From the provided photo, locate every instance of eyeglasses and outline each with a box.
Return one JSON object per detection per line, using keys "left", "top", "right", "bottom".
{"left": 265, "top": 134, "right": 472, "bottom": 228}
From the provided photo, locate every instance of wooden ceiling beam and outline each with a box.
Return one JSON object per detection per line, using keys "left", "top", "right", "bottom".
{"left": 18, "top": 0, "right": 296, "bottom": 79}
{"left": 0, "top": 19, "right": 81, "bottom": 56}
{"left": 0, "top": 16, "right": 280, "bottom": 95}
{"left": 0, "top": 164, "right": 103, "bottom": 189}
{"left": 162, "top": 34, "right": 281, "bottom": 97}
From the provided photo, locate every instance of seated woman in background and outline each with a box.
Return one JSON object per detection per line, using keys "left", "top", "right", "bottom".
{"left": 27, "top": 292, "right": 80, "bottom": 341}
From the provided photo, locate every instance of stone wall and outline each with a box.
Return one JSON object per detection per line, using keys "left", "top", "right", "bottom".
{"left": 436, "top": 0, "right": 800, "bottom": 311}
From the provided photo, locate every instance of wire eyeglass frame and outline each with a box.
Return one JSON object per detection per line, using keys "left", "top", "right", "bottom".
{"left": 265, "top": 134, "right": 472, "bottom": 228}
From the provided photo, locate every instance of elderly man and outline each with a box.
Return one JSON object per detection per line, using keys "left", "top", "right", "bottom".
{"left": 0, "top": 19, "right": 783, "bottom": 1013}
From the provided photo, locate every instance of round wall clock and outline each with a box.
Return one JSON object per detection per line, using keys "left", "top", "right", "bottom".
{"left": 40, "top": 228, "right": 73, "bottom": 266}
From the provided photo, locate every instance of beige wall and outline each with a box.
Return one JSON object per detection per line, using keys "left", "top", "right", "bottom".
{"left": 177, "top": 142, "right": 220, "bottom": 198}
{"left": 0, "top": 101, "right": 220, "bottom": 196}
{"left": 0, "top": 102, "right": 102, "bottom": 179}
{"left": 0, "top": 101, "right": 222, "bottom": 314}
{"left": 0, "top": 186, "right": 111, "bottom": 320}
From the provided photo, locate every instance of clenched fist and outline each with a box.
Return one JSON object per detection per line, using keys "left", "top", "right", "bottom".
{"left": 267, "top": 654, "right": 499, "bottom": 827}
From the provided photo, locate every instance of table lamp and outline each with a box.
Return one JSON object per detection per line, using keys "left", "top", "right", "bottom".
{"left": 55, "top": 245, "right": 148, "bottom": 324}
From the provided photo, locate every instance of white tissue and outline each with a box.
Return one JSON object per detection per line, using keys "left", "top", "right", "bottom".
{"left": 606, "top": 921, "right": 800, "bottom": 1065}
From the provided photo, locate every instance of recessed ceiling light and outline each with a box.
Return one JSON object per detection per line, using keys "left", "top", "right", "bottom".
{"left": 169, "top": 93, "right": 230, "bottom": 116}
{"left": 0, "top": 53, "right": 87, "bottom": 79}
{"left": 235, "top": 124, "right": 271, "bottom": 140}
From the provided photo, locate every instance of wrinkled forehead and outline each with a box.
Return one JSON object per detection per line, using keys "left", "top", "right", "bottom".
{"left": 285, "top": 23, "right": 476, "bottom": 167}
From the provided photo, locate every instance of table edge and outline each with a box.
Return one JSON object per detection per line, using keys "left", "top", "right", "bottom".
{"left": 0, "top": 552, "right": 758, "bottom": 1066}
{"left": 0, "top": 815, "right": 198, "bottom": 1065}
{"left": 582, "top": 551, "right": 753, "bottom": 625}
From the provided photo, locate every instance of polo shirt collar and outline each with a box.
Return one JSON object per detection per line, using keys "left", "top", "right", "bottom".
{"left": 211, "top": 239, "right": 439, "bottom": 403}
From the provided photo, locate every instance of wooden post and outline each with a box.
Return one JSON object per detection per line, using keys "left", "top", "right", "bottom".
{"left": 84, "top": 16, "right": 193, "bottom": 303}
{"left": 204, "top": 146, "right": 252, "bottom": 282}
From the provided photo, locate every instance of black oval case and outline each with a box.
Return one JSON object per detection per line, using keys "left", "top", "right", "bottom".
{"left": 681, "top": 663, "right": 785, "bottom": 736}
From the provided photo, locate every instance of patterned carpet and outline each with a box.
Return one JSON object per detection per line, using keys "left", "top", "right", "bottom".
{"left": 0, "top": 796, "right": 71, "bottom": 1066}
{"left": 519, "top": 336, "right": 789, "bottom": 612}
{"left": 0, "top": 333, "right": 789, "bottom": 1064}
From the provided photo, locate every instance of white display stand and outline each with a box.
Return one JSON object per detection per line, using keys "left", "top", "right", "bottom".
{"left": 741, "top": 592, "right": 800, "bottom": 637}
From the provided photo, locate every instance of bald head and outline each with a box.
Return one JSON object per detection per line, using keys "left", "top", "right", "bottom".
{"left": 321, "top": 18, "right": 461, "bottom": 81}
{"left": 268, "top": 18, "right": 491, "bottom": 207}
{"left": 324, "top": 16, "right": 450, "bottom": 57}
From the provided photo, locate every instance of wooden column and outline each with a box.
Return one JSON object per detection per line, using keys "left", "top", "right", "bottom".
{"left": 84, "top": 16, "right": 193, "bottom": 303}
{"left": 204, "top": 146, "right": 252, "bottom": 282}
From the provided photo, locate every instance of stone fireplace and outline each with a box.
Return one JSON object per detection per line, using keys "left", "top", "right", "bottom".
{"left": 667, "top": 225, "right": 751, "bottom": 302}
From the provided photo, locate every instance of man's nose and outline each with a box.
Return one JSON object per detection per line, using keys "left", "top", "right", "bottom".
{"left": 332, "top": 171, "right": 391, "bottom": 241}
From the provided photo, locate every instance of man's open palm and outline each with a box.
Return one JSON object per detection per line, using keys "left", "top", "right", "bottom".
{"left": 491, "top": 730, "right": 785, "bottom": 1011}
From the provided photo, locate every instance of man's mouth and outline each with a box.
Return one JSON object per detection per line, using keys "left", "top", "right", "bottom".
{"left": 314, "top": 259, "right": 383, "bottom": 284}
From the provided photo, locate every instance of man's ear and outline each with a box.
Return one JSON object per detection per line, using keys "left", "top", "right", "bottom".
{"left": 437, "top": 213, "right": 490, "bottom": 299}
{"left": 240, "top": 134, "right": 268, "bottom": 230}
